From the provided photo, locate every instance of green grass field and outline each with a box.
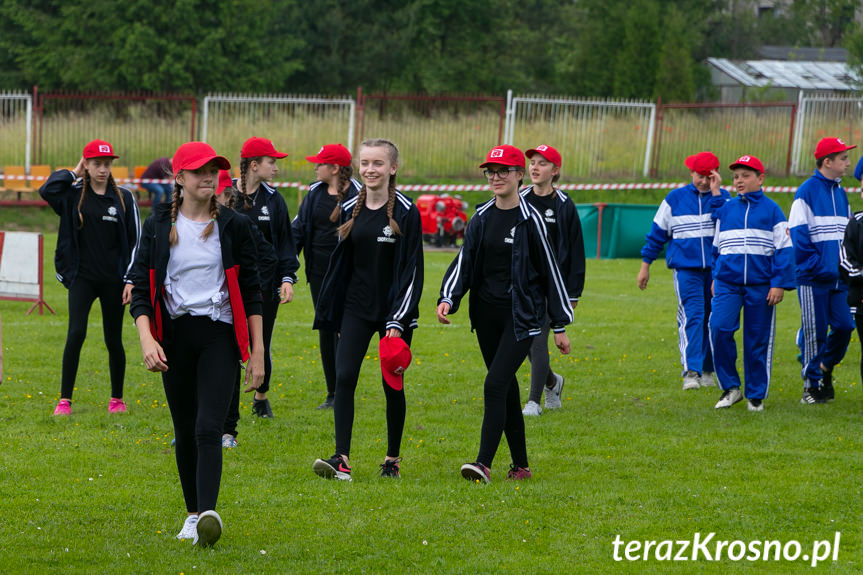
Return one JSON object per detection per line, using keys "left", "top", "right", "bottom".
{"left": 1, "top": 231, "right": 862, "bottom": 574}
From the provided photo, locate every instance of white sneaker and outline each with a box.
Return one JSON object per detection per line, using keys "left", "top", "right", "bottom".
{"left": 747, "top": 398, "right": 764, "bottom": 412}
{"left": 714, "top": 388, "right": 743, "bottom": 409}
{"left": 196, "top": 510, "right": 223, "bottom": 547}
{"left": 699, "top": 371, "right": 716, "bottom": 387}
{"left": 544, "top": 373, "right": 565, "bottom": 410}
{"left": 221, "top": 434, "right": 238, "bottom": 448}
{"left": 176, "top": 515, "right": 199, "bottom": 543}
{"left": 522, "top": 401, "right": 542, "bottom": 416}
{"left": 682, "top": 370, "right": 700, "bottom": 390}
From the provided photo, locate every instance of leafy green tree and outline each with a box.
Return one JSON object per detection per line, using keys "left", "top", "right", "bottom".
{"left": 613, "top": 0, "right": 660, "bottom": 99}
{"left": 654, "top": 10, "right": 694, "bottom": 103}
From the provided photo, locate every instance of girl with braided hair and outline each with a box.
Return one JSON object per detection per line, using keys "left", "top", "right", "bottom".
{"left": 129, "top": 142, "right": 265, "bottom": 547}
{"left": 312, "top": 139, "right": 424, "bottom": 481}
{"left": 226, "top": 137, "right": 299, "bottom": 418}
{"left": 39, "top": 139, "right": 141, "bottom": 416}
{"left": 292, "top": 144, "right": 361, "bottom": 409}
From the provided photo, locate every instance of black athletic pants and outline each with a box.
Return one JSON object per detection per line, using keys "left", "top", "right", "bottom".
{"left": 61, "top": 277, "right": 126, "bottom": 400}
{"left": 527, "top": 314, "right": 557, "bottom": 404}
{"left": 163, "top": 315, "right": 239, "bottom": 513}
{"left": 333, "top": 312, "right": 412, "bottom": 459}
{"left": 855, "top": 314, "right": 863, "bottom": 387}
{"left": 310, "top": 273, "right": 338, "bottom": 399}
{"left": 471, "top": 298, "right": 532, "bottom": 469}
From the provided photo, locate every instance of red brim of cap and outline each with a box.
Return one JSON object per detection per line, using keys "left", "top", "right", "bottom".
{"left": 816, "top": 144, "right": 857, "bottom": 159}
{"left": 270, "top": 151, "right": 288, "bottom": 159}
{"left": 381, "top": 369, "right": 404, "bottom": 391}
{"left": 86, "top": 153, "right": 120, "bottom": 159}
{"left": 180, "top": 155, "right": 231, "bottom": 173}
{"left": 305, "top": 155, "right": 324, "bottom": 163}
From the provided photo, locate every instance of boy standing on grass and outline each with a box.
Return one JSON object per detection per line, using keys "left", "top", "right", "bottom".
{"left": 638, "top": 152, "right": 730, "bottom": 390}
{"left": 710, "top": 155, "right": 795, "bottom": 412}
{"left": 789, "top": 138, "right": 856, "bottom": 404}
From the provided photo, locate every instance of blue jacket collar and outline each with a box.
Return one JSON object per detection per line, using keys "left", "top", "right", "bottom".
{"left": 812, "top": 169, "right": 842, "bottom": 185}
{"left": 739, "top": 190, "right": 763, "bottom": 203}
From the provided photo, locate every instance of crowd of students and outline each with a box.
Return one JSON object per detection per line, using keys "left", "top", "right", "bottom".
{"left": 38, "top": 134, "right": 862, "bottom": 547}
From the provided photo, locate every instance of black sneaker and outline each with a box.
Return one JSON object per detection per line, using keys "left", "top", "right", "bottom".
{"left": 316, "top": 396, "right": 335, "bottom": 410}
{"left": 820, "top": 368, "right": 835, "bottom": 401}
{"left": 252, "top": 397, "right": 274, "bottom": 418}
{"left": 801, "top": 387, "right": 829, "bottom": 405}
{"left": 313, "top": 454, "right": 352, "bottom": 481}
{"left": 380, "top": 458, "right": 401, "bottom": 478}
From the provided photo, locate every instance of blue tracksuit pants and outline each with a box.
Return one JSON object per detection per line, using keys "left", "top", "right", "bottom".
{"left": 709, "top": 280, "right": 776, "bottom": 400}
{"left": 673, "top": 268, "right": 714, "bottom": 375}
{"left": 798, "top": 283, "right": 854, "bottom": 387}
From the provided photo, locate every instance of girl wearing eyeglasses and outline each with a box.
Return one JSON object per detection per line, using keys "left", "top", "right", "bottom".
{"left": 437, "top": 144, "right": 573, "bottom": 483}
{"left": 292, "top": 144, "right": 361, "bottom": 409}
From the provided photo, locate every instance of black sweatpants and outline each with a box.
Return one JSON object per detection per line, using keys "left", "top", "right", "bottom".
{"left": 471, "top": 299, "right": 532, "bottom": 469}
{"left": 61, "top": 277, "right": 126, "bottom": 399}
{"left": 855, "top": 314, "right": 863, "bottom": 386}
{"left": 310, "top": 273, "right": 338, "bottom": 399}
{"left": 333, "top": 312, "right": 413, "bottom": 459}
{"left": 163, "top": 315, "right": 239, "bottom": 513}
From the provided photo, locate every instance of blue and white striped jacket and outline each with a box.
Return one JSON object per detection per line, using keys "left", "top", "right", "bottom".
{"left": 788, "top": 170, "right": 851, "bottom": 286}
{"left": 711, "top": 190, "right": 795, "bottom": 288}
{"left": 641, "top": 183, "right": 731, "bottom": 270}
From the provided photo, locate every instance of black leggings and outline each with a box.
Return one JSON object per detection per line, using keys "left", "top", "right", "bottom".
{"left": 333, "top": 312, "right": 412, "bottom": 458}
{"left": 310, "top": 274, "right": 338, "bottom": 399}
{"left": 259, "top": 295, "right": 279, "bottom": 394}
{"left": 527, "top": 315, "right": 557, "bottom": 404}
{"left": 471, "top": 299, "right": 532, "bottom": 469}
{"left": 163, "top": 315, "right": 239, "bottom": 513}
{"left": 61, "top": 277, "right": 126, "bottom": 399}
{"left": 856, "top": 314, "right": 863, "bottom": 386}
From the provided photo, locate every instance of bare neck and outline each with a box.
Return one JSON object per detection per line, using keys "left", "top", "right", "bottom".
{"left": 179, "top": 197, "right": 213, "bottom": 222}
{"left": 365, "top": 186, "right": 389, "bottom": 210}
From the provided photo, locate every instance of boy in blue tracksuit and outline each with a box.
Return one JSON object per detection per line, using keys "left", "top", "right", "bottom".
{"left": 788, "top": 137, "right": 857, "bottom": 404}
{"left": 638, "top": 152, "right": 730, "bottom": 390}
{"left": 710, "top": 155, "right": 795, "bottom": 411}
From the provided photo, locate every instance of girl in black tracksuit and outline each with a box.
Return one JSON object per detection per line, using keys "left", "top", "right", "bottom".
{"left": 840, "top": 208, "right": 863, "bottom": 386}
{"left": 292, "top": 144, "right": 361, "bottom": 409}
{"left": 130, "top": 143, "right": 264, "bottom": 547}
{"left": 437, "top": 145, "right": 572, "bottom": 483}
{"left": 227, "top": 137, "right": 299, "bottom": 418}
{"left": 39, "top": 139, "right": 140, "bottom": 416}
{"left": 312, "top": 139, "right": 424, "bottom": 481}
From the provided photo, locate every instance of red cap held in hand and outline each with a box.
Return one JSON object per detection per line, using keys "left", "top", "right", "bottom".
{"left": 526, "top": 145, "right": 562, "bottom": 167}
{"left": 814, "top": 137, "right": 856, "bottom": 160}
{"left": 379, "top": 336, "right": 412, "bottom": 391}
{"left": 241, "top": 137, "right": 288, "bottom": 159}
{"left": 172, "top": 142, "right": 231, "bottom": 177}
{"left": 729, "top": 155, "right": 765, "bottom": 174}
{"left": 82, "top": 140, "right": 119, "bottom": 160}
{"left": 306, "top": 144, "right": 352, "bottom": 167}
{"left": 685, "top": 151, "right": 719, "bottom": 176}
{"left": 480, "top": 145, "right": 525, "bottom": 169}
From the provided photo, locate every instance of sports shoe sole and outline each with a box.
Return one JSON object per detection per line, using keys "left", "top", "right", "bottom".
{"left": 460, "top": 463, "right": 490, "bottom": 484}
{"left": 195, "top": 511, "right": 222, "bottom": 547}
{"left": 313, "top": 459, "right": 352, "bottom": 481}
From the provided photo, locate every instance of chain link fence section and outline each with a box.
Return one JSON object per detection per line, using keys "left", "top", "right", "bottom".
{"left": 792, "top": 94, "right": 863, "bottom": 175}
{"left": 0, "top": 91, "right": 33, "bottom": 171}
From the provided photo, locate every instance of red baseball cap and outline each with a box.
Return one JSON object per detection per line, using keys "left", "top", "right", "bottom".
{"left": 216, "top": 170, "right": 233, "bottom": 195}
{"left": 685, "top": 151, "right": 719, "bottom": 176}
{"left": 379, "top": 336, "right": 412, "bottom": 391}
{"left": 525, "top": 145, "right": 562, "bottom": 166}
{"left": 171, "top": 142, "right": 231, "bottom": 177}
{"left": 82, "top": 139, "right": 119, "bottom": 160}
{"left": 306, "top": 143, "right": 352, "bottom": 167}
{"left": 241, "top": 137, "right": 288, "bottom": 159}
{"left": 480, "top": 145, "right": 525, "bottom": 169}
{"left": 814, "top": 137, "right": 856, "bottom": 160}
{"left": 729, "top": 155, "right": 765, "bottom": 174}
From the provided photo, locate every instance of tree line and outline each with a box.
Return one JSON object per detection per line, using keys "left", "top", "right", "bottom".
{"left": 1, "top": 0, "right": 860, "bottom": 102}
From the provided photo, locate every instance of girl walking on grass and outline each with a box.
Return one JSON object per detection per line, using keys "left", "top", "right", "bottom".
{"left": 312, "top": 139, "right": 424, "bottom": 481}
{"left": 519, "top": 145, "right": 585, "bottom": 416}
{"left": 225, "top": 137, "right": 299, "bottom": 419}
{"left": 130, "top": 142, "right": 265, "bottom": 547}
{"left": 39, "top": 139, "right": 140, "bottom": 416}
{"left": 292, "top": 143, "right": 361, "bottom": 409}
{"left": 437, "top": 145, "right": 572, "bottom": 483}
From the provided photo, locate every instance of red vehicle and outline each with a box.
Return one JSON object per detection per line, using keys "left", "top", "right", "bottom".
{"left": 416, "top": 194, "right": 469, "bottom": 247}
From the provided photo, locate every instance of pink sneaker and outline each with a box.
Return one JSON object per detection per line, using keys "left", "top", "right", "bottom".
{"left": 506, "top": 465, "right": 532, "bottom": 481}
{"left": 108, "top": 398, "right": 127, "bottom": 413}
{"left": 53, "top": 399, "right": 72, "bottom": 416}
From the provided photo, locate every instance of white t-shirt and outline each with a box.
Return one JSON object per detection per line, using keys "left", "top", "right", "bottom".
{"left": 164, "top": 212, "right": 233, "bottom": 324}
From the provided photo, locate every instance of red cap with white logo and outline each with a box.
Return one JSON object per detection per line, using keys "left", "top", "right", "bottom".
{"left": 814, "top": 137, "right": 856, "bottom": 160}
{"left": 525, "top": 145, "right": 562, "bottom": 167}
{"left": 729, "top": 155, "right": 765, "bottom": 174}
{"left": 82, "top": 140, "right": 119, "bottom": 160}
{"left": 480, "top": 145, "right": 525, "bottom": 169}
{"left": 241, "top": 137, "right": 288, "bottom": 159}
{"left": 305, "top": 143, "right": 352, "bottom": 167}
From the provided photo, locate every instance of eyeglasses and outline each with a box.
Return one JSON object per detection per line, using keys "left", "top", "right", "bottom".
{"left": 483, "top": 167, "right": 519, "bottom": 179}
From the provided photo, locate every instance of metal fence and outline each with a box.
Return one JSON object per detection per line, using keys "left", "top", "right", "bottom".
{"left": 651, "top": 101, "right": 796, "bottom": 178}
{"left": 34, "top": 89, "right": 196, "bottom": 169}
{"left": 201, "top": 93, "right": 355, "bottom": 182}
{"left": 504, "top": 92, "right": 656, "bottom": 179}
{"left": 0, "top": 91, "right": 32, "bottom": 171}
{"left": 791, "top": 94, "right": 863, "bottom": 174}
{"left": 357, "top": 89, "right": 506, "bottom": 180}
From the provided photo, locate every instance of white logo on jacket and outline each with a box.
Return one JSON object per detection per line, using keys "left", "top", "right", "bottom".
{"left": 378, "top": 224, "right": 396, "bottom": 243}
{"left": 505, "top": 226, "right": 515, "bottom": 244}
{"left": 102, "top": 205, "right": 119, "bottom": 222}
{"left": 258, "top": 204, "right": 271, "bottom": 221}
{"left": 108, "top": 206, "right": 117, "bottom": 216}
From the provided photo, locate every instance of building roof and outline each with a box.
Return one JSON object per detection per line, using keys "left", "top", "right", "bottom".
{"left": 706, "top": 58, "right": 859, "bottom": 91}
{"left": 758, "top": 46, "right": 848, "bottom": 62}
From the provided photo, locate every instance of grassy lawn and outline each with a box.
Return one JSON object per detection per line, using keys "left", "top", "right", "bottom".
{"left": 1, "top": 232, "right": 862, "bottom": 573}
